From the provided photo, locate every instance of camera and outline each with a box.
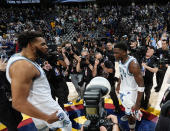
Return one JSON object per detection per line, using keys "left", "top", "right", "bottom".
{"left": 158, "top": 50, "right": 170, "bottom": 65}
{"left": 83, "top": 77, "right": 113, "bottom": 131}
{"left": 98, "top": 58, "right": 104, "bottom": 65}
{"left": 81, "top": 55, "right": 87, "bottom": 62}
{"left": 45, "top": 51, "right": 60, "bottom": 67}
{"left": 89, "top": 56, "right": 95, "bottom": 65}
{"left": 80, "top": 55, "right": 89, "bottom": 68}
{"left": 65, "top": 46, "right": 72, "bottom": 53}
{"left": 129, "top": 46, "right": 146, "bottom": 64}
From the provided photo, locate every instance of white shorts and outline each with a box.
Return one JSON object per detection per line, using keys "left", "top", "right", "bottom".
{"left": 119, "top": 90, "right": 137, "bottom": 115}
{"left": 32, "top": 109, "right": 72, "bottom": 131}
{"left": 30, "top": 101, "right": 72, "bottom": 131}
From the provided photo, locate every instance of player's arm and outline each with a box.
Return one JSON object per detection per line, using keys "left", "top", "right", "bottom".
{"left": 116, "top": 78, "right": 121, "bottom": 93}
{"left": 129, "top": 61, "right": 144, "bottom": 110}
{"left": 10, "top": 60, "right": 58, "bottom": 123}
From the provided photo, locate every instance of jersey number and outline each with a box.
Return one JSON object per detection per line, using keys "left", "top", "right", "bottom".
{"left": 120, "top": 68, "right": 126, "bottom": 80}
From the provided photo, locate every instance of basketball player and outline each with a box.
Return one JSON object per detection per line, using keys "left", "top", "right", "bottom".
{"left": 6, "top": 31, "right": 72, "bottom": 131}
{"left": 113, "top": 43, "right": 144, "bottom": 131}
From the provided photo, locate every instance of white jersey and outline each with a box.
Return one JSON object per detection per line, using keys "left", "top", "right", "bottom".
{"left": 119, "top": 56, "right": 138, "bottom": 93}
{"left": 6, "top": 53, "right": 72, "bottom": 130}
{"left": 6, "top": 53, "right": 56, "bottom": 107}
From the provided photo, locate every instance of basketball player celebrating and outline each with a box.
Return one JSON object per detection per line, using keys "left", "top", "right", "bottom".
{"left": 6, "top": 31, "right": 72, "bottom": 131}
{"left": 113, "top": 43, "right": 144, "bottom": 131}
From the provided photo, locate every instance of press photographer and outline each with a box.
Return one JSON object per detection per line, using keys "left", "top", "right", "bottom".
{"left": 103, "top": 42, "right": 121, "bottom": 113}
{"left": 104, "top": 42, "right": 115, "bottom": 67}
{"left": 81, "top": 77, "right": 120, "bottom": 131}
{"left": 42, "top": 46, "right": 70, "bottom": 109}
{"left": 128, "top": 36, "right": 146, "bottom": 65}
{"left": 76, "top": 50, "right": 93, "bottom": 98}
{"left": 62, "top": 41, "right": 83, "bottom": 99}
{"left": 155, "top": 37, "right": 170, "bottom": 92}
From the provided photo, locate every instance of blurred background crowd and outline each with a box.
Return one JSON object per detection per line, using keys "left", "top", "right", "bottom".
{"left": 0, "top": 0, "right": 170, "bottom": 109}
{"left": 0, "top": 0, "right": 170, "bottom": 130}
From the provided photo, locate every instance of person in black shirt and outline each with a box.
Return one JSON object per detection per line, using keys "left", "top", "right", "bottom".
{"left": 105, "top": 42, "right": 115, "bottom": 67}
{"left": 76, "top": 50, "right": 93, "bottom": 98}
{"left": 92, "top": 52, "right": 121, "bottom": 113}
{"left": 62, "top": 42, "right": 83, "bottom": 99}
{"left": 43, "top": 60, "right": 69, "bottom": 109}
{"left": 154, "top": 38, "right": 169, "bottom": 92}
{"left": 141, "top": 46, "right": 158, "bottom": 109}
{"left": 104, "top": 42, "right": 121, "bottom": 113}
{"left": 41, "top": 45, "right": 70, "bottom": 109}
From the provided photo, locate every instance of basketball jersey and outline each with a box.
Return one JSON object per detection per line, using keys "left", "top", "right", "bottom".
{"left": 119, "top": 56, "right": 138, "bottom": 93}
{"left": 6, "top": 53, "right": 61, "bottom": 113}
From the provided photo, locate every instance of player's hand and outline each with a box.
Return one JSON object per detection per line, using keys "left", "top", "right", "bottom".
{"left": 46, "top": 110, "right": 59, "bottom": 124}
{"left": 131, "top": 103, "right": 140, "bottom": 111}
{"left": 115, "top": 85, "right": 120, "bottom": 94}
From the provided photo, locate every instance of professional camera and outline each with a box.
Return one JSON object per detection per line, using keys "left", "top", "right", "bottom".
{"left": 89, "top": 56, "right": 95, "bottom": 65}
{"left": 45, "top": 51, "right": 61, "bottom": 67}
{"left": 80, "top": 55, "right": 88, "bottom": 68}
{"left": 65, "top": 46, "right": 72, "bottom": 53}
{"left": 158, "top": 50, "right": 170, "bottom": 65}
{"left": 129, "top": 46, "right": 146, "bottom": 64}
{"left": 98, "top": 58, "right": 104, "bottom": 65}
{"left": 83, "top": 77, "right": 114, "bottom": 131}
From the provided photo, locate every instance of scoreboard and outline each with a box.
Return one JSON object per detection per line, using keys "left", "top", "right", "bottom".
{"left": 7, "top": 0, "right": 40, "bottom": 4}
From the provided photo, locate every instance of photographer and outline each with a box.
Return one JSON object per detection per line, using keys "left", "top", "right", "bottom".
{"left": 99, "top": 115, "right": 119, "bottom": 131}
{"left": 104, "top": 42, "right": 115, "bottom": 67}
{"left": 129, "top": 37, "right": 146, "bottom": 65}
{"left": 62, "top": 41, "right": 83, "bottom": 98}
{"left": 104, "top": 42, "right": 121, "bottom": 113}
{"left": 154, "top": 37, "right": 169, "bottom": 92}
{"left": 81, "top": 77, "right": 120, "bottom": 131}
{"left": 92, "top": 52, "right": 112, "bottom": 78}
{"left": 81, "top": 114, "right": 119, "bottom": 131}
{"left": 41, "top": 45, "right": 71, "bottom": 109}
{"left": 42, "top": 59, "right": 69, "bottom": 110}
{"left": 141, "top": 46, "right": 158, "bottom": 109}
{"left": 76, "top": 50, "right": 93, "bottom": 98}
